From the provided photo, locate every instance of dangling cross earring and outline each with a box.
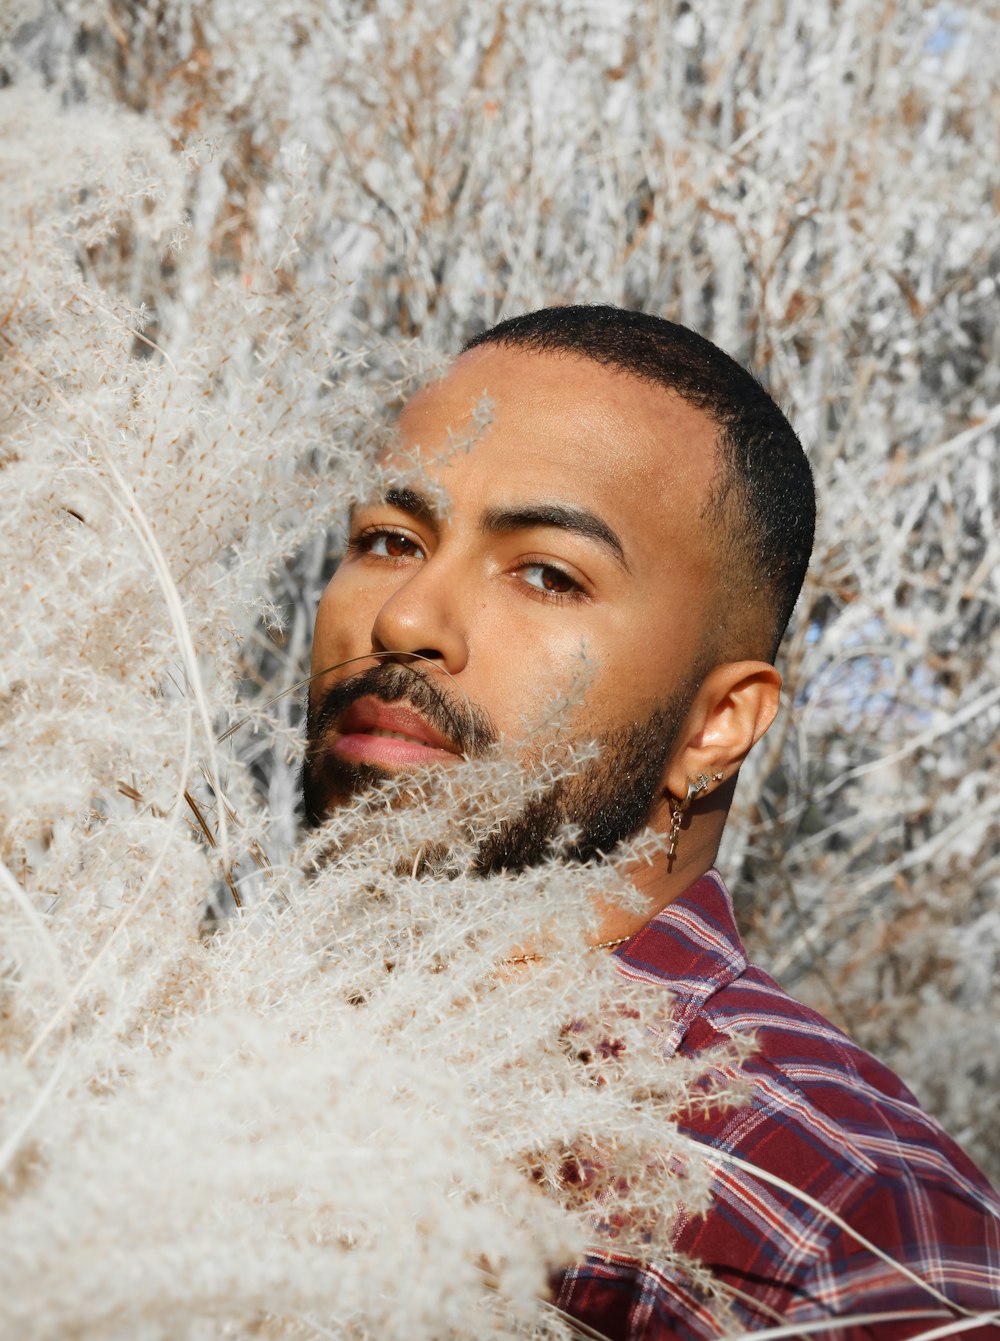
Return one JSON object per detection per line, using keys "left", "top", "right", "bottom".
{"left": 667, "top": 771, "right": 724, "bottom": 864}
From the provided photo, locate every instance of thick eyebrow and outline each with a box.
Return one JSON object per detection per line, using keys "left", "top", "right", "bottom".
{"left": 481, "top": 502, "right": 629, "bottom": 571}
{"left": 382, "top": 486, "right": 439, "bottom": 528}
{"left": 349, "top": 485, "right": 441, "bottom": 531}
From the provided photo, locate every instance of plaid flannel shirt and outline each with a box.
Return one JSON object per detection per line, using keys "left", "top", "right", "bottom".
{"left": 553, "top": 871, "right": 1000, "bottom": 1340}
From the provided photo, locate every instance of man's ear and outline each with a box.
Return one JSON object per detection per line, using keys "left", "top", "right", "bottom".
{"left": 663, "top": 661, "right": 782, "bottom": 799}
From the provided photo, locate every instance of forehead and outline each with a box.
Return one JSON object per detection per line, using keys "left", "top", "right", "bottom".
{"left": 395, "top": 346, "right": 720, "bottom": 569}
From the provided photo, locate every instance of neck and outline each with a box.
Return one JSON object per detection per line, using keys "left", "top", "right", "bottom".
{"left": 589, "top": 801, "right": 727, "bottom": 946}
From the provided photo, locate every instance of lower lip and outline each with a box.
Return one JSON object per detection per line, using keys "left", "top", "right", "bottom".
{"left": 333, "top": 732, "right": 459, "bottom": 767}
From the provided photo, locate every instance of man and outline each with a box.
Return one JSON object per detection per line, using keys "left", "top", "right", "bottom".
{"left": 301, "top": 306, "right": 1000, "bottom": 1338}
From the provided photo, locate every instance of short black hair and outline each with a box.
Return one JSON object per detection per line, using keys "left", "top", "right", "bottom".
{"left": 463, "top": 305, "right": 814, "bottom": 662}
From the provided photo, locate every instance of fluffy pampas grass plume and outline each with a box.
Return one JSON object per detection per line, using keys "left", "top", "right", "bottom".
{"left": 0, "top": 80, "right": 740, "bottom": 1339}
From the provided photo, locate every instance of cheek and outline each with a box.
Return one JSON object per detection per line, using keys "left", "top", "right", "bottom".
{"left": 311, "top": 570, "right": 371, "bottom": 672}
{"left": 466, "top": 603, "right": 628, "bottom": 736}
{"left": 490, "top": 605, "right": 692, "bottom": 739}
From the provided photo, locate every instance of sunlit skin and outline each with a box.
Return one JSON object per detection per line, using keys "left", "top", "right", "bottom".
{"left": 310, "top": 345, "right": 781, "bottom": 942}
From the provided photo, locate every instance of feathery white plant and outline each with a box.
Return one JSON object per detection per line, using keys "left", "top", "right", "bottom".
{"left": 0, "top": 77, "right": 754, "bottom": 1339}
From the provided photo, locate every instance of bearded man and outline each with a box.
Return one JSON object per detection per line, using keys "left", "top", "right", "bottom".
{"left": 301, "top": 306, "right": 1000, "bottom": 1339}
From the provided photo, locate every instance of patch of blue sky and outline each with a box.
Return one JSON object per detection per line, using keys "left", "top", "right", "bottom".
{"left": 924, "top": 5, "right": 963, "bottom": 55}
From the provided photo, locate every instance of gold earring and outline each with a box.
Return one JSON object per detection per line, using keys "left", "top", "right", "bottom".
{"left": 666, "top": 772, "right": 724, "bottom": 863}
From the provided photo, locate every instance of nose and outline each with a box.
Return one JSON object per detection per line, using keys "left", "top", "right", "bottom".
{"left": 370, "top": 559, "right": 469, "bottom": 674}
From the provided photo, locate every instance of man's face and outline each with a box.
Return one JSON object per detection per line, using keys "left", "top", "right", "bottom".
{"left": 303, "top": 345, "right": 720, "bottom": 868}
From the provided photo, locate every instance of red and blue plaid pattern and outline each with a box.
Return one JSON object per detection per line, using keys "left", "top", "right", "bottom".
{"left": 554, "top": 871, "right": 1000, "bottom": 1339}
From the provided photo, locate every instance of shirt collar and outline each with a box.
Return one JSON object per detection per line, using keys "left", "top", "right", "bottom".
{"left": 612, "top": 869, "right": 748, "bottom": 1056}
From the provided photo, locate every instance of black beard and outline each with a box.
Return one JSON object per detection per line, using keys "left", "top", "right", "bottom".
{"left": 302, "top": 662, "right": 691, "bottom": 873}
{"left": 472, "top": 696, "right": 689, "bottom": 874}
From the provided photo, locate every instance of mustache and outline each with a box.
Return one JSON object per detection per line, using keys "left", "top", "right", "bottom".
{"left": 307, "top": 661, "right": 498, "bottom": 758}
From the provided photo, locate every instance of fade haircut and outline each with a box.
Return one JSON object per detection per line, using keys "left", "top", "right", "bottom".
{"left": 463, "top": 305, "right": 815, "bottom": 663}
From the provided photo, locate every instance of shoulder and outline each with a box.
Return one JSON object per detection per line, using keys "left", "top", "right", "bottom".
{"left": 611, "top": 872, "right": 1000, "bottom": 1329}
{"left": 671, "top": 961, "right": 1000, "bottom": 1328}
{"left": 683, "top": 959, "right": 992, "bottom": 1201}
{"left": 620, "top": 871, "right": 996, "bottom": 1213}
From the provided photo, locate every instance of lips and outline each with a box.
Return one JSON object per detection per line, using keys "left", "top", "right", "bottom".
{"left": 332, "top": 695, "right": 463, "bottom": 768}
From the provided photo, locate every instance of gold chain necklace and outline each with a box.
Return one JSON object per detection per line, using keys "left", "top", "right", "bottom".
{"left": 505, "top": 934, "right": 631, "bottom": 967}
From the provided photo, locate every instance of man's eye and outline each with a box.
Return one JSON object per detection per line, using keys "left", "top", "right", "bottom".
{"left": 357, "top": 529, "right": 422, "bottom": 559}
{"left": 520, "top": 563, "right": 581, "bottom": 597}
